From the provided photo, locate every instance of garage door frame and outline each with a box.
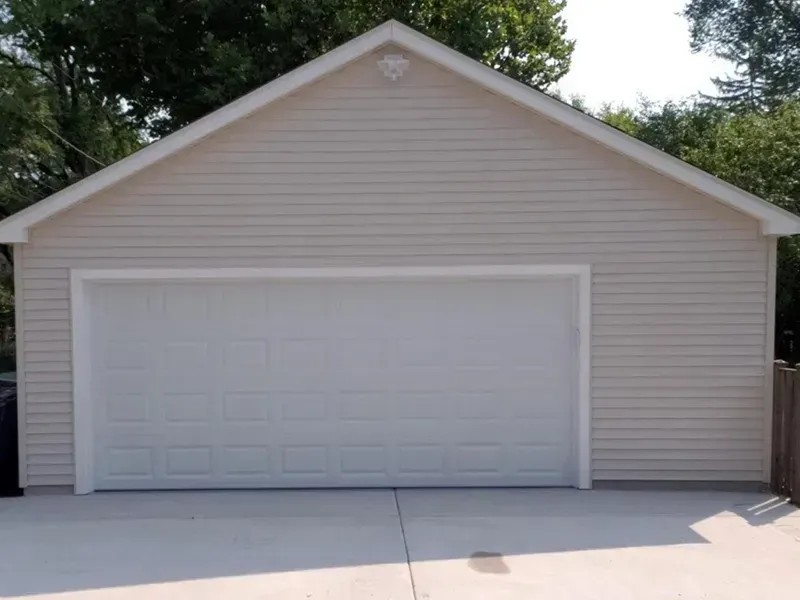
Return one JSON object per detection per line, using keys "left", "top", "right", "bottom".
{"left": 70, "top": 265, "right": 592, "bottom": 494}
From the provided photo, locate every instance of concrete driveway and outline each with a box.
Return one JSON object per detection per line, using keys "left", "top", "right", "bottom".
{"left": 0, "top": 489, "right": 799, "bottom": 600}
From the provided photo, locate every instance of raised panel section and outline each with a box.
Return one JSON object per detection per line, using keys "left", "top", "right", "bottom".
{"left": 224, "top": 447, "right": 270, "bottom": 476}
{"left": 397, "top": 392, "right": 446, "bottom": 420}
{"left": 224, "top": 393, "right": 269, "bottom": 422}
{"left": 456, "top": 392, "right": 501, "bottom": 420}
{"left": 397, "top": 446, "right": 445, "bottom": 474}
{"left": 282, "top": 446, "right": 328, "bottom": 474}
{"left": 513, "top": 444, "right": 569, "bottom": 474}
{"left": 105, "top": 343, "right": 148, "bottom": 370}
{"left": 166, "top": 447, "right": 212, "bottom": 476}
{"left": 456, "top": 444, "right": 504, "bottom": 474}
{"left": 338, "top": 392, "right": 388, "bottom": 421}
{"left": 223, "top": 341, "right": 268, "bottom": 368}
{"left": 335, "top": 338, "right": 386, "bottom": 369}
{"left": 107, "top": 448, "right": 153, "bottom": 477}
{"left": 164, "top": 394, "right": 210, "bottom": 423}
{"left": 165, "top": 343, "right": 209, "bottom": 369}
{"left": 340, "top": 446, "right": 386, "bottom": 474}
{"left": 106, "top": 394, "right": 149, "bottom": 423}
{"left": 280, "top": 393, "right": 328, "bottom": 421}
{"left": 279, "top": 339, "right": 330, "bottom": 369}
{"left": 453, "top": 337, "right": 502, "bottom": 367}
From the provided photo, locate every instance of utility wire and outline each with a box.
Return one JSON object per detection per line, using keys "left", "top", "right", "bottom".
{"left": 3, "top": 52, "right": 112, "bottom": 169}
{"left": 0, "top": 90, "right": 107, "bottom": 168}
{"left": 0, "top": 179, "right": 39, "bottom": 206}
{"left": 10, "top": 58, "right": 110, "bottom": 168}
{"left": 41, "top": 59, "right": 142, "bottom": 167}
{"left": 4, "top": 169, "right": 59, "bottom": 196}
{"left": 35, "top": 120, "right": 106, "bottom": 167}
{"left": 26, "top": 174, "right": 60, "bottom": 194}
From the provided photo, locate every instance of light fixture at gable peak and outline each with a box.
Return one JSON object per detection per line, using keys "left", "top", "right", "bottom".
{"left": 378, "top": 54, "right": 410, "bottom": 80}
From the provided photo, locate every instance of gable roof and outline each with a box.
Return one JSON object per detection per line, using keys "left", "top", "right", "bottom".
{"left": 1, "top": 20, "right": 799, "bottom": 241}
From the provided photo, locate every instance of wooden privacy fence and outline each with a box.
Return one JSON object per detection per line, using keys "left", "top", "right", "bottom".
{"left": 772, "top": 361, "right": 800, "bottom": 504}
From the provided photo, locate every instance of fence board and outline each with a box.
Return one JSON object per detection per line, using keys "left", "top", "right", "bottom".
{"left": 793, "top": 367, "right": 800, "bottom": 505}
{"left": 772, "top": 361, "right": 787, "bottom": 493}
{"left": 771, "top": 361, "right": 800, "bottom": 504}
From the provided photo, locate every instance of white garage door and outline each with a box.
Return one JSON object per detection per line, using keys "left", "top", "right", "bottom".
{"left": 89, "top": 277, "right": 577, "bottom": 489}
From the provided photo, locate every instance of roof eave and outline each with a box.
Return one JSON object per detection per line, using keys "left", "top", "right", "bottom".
{"left": 2, "top": 229, "right": 27, "bottom": 244}
{"left": 1, "top": 19, "right": 799, "bottom": 242}
{"left": 764, "top": 220, "right": 800, "bottom": 236}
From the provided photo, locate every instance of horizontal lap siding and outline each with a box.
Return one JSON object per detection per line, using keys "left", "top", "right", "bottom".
{"left": 19, "top": 46, "right": 768, "bottom": 486}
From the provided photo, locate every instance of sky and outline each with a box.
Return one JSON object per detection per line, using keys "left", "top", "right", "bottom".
{"left": 555, "top": 0, "right": 734, "bottom": 110}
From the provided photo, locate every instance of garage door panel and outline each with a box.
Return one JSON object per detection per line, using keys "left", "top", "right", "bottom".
{"left": 222, "top": 392, "right": 270, "bottom": 422}
{"left": 90, "top": 278, "right": 576, "bottom": 489}
{"left": 395, "top": 391, "right": 447, "bottom": 419}
{"left": 222, "top": 446, "right": 271, "bottom": 477}
{"left": 165, "top": 446, "right": 214, "bottom": 478}
{"left": 102, "top": 390, "right": 151, "bottom": 423}
{"left": 336, "top": 393, "right": 392, "bottom": 421}
{"left": 103, "top": 446, "right": 156, "bottom": 480}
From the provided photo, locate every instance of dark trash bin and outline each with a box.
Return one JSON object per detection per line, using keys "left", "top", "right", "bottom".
{"left": 0, "top": 385, "right": 21, "bottom": 496}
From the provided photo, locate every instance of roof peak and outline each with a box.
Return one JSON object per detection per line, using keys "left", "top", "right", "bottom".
{"left": 0, "top": 19, "right": 797, "bottom": 241}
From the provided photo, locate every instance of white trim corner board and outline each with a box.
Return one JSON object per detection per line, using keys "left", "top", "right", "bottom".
{"left": 69, "top": 265, "right": 593, "bottom": 493}
{"left": 13, "top": 244, "right": 27, "bottom": 488}
{"left": 763, "top": 238, "right": 778, "bottom": 483}
{"left": 70, "top": 271, "right": 93, "bottom": 495}
{"left": 577, "top": 265, "right": 592, "bottom": 490}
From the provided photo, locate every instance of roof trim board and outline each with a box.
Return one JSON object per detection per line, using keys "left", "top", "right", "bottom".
{"left": 1, "top": 20, "right": 798, "bottom": 241}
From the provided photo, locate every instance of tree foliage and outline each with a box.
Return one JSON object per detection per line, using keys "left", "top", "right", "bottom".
{"left": 65, "top": 0, "right": 574, "bottom": 137}
{"left": 599, "top": 99, "right": 728, "bottom": 157}
{"left": 684, "top": 0, "right": 800, "bottom": 110}
{"left": 0, "top": 0, "right": 142, "bottom": 221}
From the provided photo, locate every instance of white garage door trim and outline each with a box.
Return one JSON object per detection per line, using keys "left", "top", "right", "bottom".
{"left": 70, "top": 265, "right": 592, "bottom": 494}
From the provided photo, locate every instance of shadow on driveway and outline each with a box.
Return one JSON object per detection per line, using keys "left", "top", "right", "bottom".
{"left": 0, "top": 488, "right": 796, "bottom": 598}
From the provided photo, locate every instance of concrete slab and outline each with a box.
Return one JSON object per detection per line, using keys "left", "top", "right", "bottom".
{"left": 397, "top": 489, "right": 800, "bottom": 600}
{"left": 0, "top": 490, "right": 414, "bottom": 600}
{"left": 1, "top": 489, "right": 798, "bottom": 600}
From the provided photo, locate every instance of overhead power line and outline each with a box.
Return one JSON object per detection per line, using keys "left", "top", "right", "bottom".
{"left": 0, "top": 90, "right": 107, "bottom": 168}
{"left": 35, "top": 120, "right": 106, "bottom": 167}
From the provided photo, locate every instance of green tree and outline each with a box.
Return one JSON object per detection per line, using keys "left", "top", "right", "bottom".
{"left": 683, "top": 0, "right": 800, "bottom": 110}
{"left": 67, "top": 0, "right": 574, "bottom": 137}
{"left": 0, "top": 61, "right": 56, "bottom": 220}
{"left": 0, "top": 0, "right": 142, "bottom": 214}
{"left": 598, "top": 99, "right": 727, "bottom": 157}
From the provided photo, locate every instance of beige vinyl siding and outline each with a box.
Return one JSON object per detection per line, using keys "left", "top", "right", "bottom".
{"left": 18, "top": 46, "right": 768, "bottom": 486}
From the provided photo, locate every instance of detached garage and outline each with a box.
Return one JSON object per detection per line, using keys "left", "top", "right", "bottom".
{"left": 2, "top": 21, "right": 799, "bottom": 495}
